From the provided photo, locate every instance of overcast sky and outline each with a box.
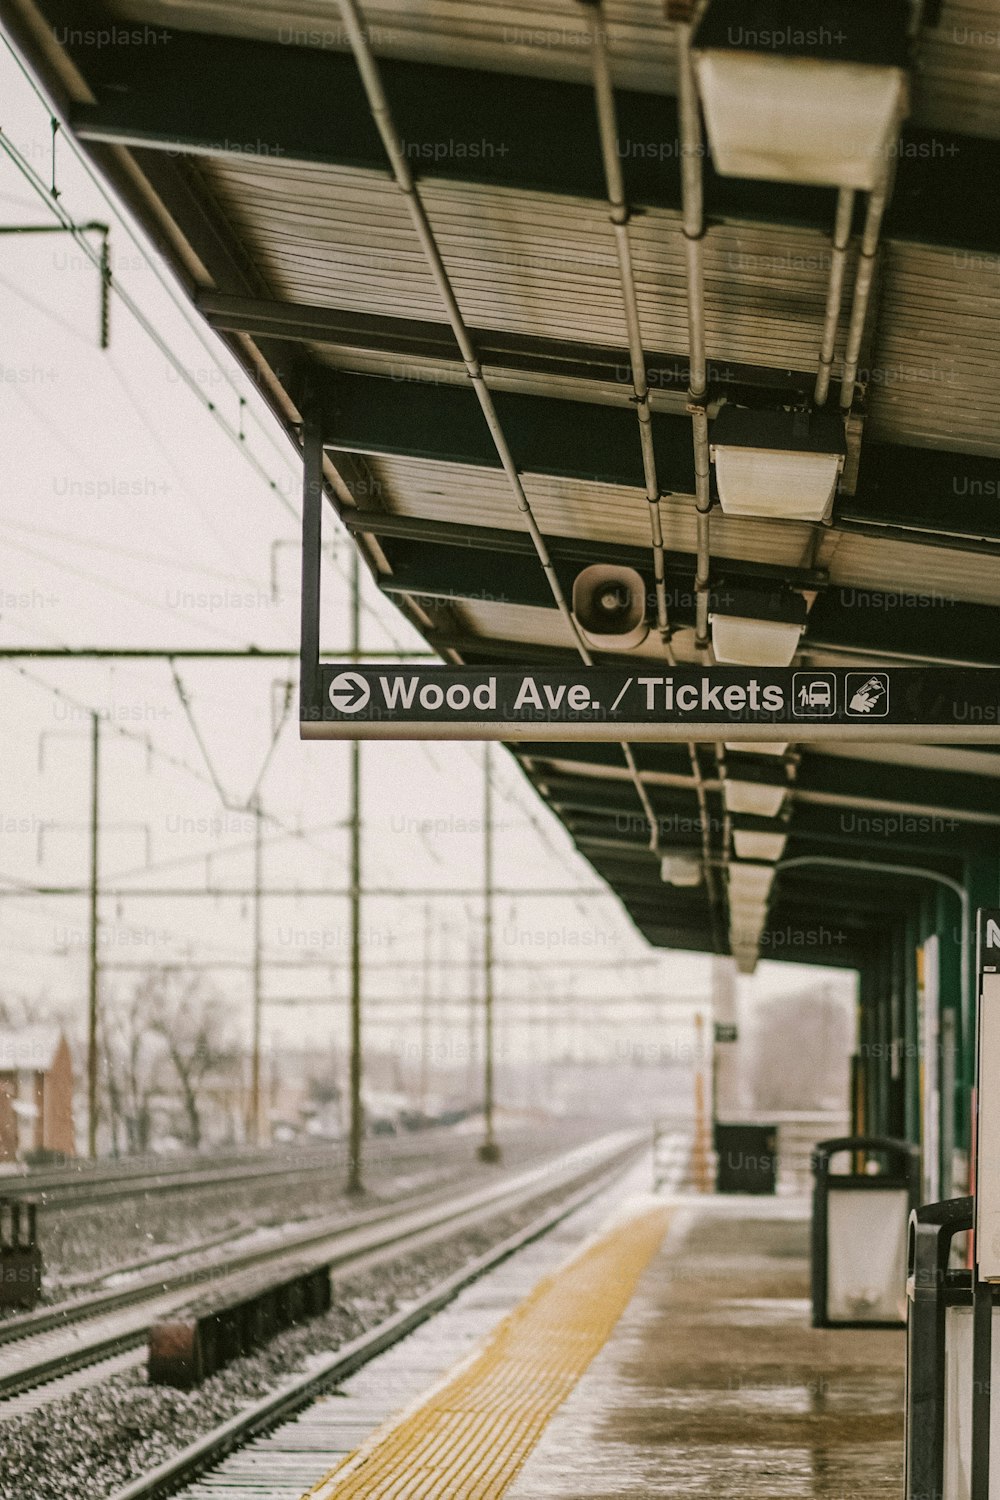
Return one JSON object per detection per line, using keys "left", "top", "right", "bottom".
{"left": 0, "top": 46, "right": 852, "bottom": 1081}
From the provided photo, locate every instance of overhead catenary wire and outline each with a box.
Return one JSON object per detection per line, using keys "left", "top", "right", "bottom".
{"left": 0, "top": 527, "right": 256, "bottom": 647}
{"left": 169, "top": 660, "right": 244, "bottom": 808}
{"left": 2, "top": 227, "right": 444, "bottom": 666}
{"left": 0, "top": 514, "right": 293, "bottom": 591}
{"left": 0, "top": 88, "right": 664, "bottom": 996}
{"left": 4, "top": 662, "right": 335, "bottom": 858}
{"left": 0, "top": 34, "right": 297, "bottom": 477}
{"left": 0, "top": 128, "right": 299, "bottom": 523}
{"left": 245, "top": 678, "right": 295, "bottom": 807}
{"left": 1, "top": 245, "right": 285, "bottom": 589}
{"left": 0, "top": 172, "right": 430, "bottom": 851}
{"left": 0, "top": 261, "right": 273, "bottom": 587}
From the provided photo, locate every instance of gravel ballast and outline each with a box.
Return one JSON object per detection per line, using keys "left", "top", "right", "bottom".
{"left": 29, "top": 1121, "right": 596, "bottom": 1289}
{"left": 0, "top": 1172, "right": 610, "bottom": 1500}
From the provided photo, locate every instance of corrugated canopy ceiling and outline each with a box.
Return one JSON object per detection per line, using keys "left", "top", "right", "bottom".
{"left": 6, "top": 0, "right": 1000, "bottom": 970}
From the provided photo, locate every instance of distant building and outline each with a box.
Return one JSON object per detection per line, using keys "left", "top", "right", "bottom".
{"left": 0, "top": 1027, "right": 75, "bottom": 1162}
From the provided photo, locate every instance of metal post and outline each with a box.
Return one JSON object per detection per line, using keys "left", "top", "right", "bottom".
{"left": 300, "top": 413, "right": 324, "bottom": 723}
{"left": 86, "top": 710, "right": 100, "bottom": 1159}
{"left": 972, "top": 1278, "right": 993, "bottom": 1500}
{"left": 478, "top": 744, "right": 501, "bottom": 1163}
{"left": 249, "top": 798, "right": 264, "bottom": 1147}
{"left": 691, "top": 1011, "right": 711, "bottom": 1193}
{"left": 347, "top": 550, "right": 364, "bottom": 1194}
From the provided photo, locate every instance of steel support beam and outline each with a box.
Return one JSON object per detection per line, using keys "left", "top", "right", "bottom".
{"left": 54, "top": 22, "right": 1000, "bottom": 255}
{"left": 520, "top": 744, "right": 1000, "bottom": 833}
{"left": 197, "top": 291, "right": 811, "bottom": 404}
{"left": 197, "top": 296, "right": 1000, "bottom": 554}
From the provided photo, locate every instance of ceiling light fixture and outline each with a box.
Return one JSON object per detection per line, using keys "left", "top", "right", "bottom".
{"left": 732, "top": 946, "right": 761, "bottom": 978}
{"left": 690, "top": 0, "right": 911, "bottom": 190}
{"left": 710, "top": 405, "right": 846, "bottom": 522}
{"left": 724, "top": 777, "right": 788, "bottom": 819}
{"left": 728, "top": 860, "right": 777, "bottom": 904}
{"left": 661, "top": 853, "right": 703, "bottom": 888}
{"left": 711, "top": 587, "right": 807, "bottom": 668}
{"left": 725, "top": 742, "right": 789, "bottom": 758}
{"left": 733, "top": 826, "right": 789, "bottom": 864}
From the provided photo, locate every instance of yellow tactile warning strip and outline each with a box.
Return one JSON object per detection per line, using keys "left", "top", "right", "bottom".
{"left": 304, "top": 1204, "right": 671, "bottom": 1500}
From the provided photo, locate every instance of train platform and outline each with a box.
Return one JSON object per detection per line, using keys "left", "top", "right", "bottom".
{"left": 506, "top": 1195, "right": 906, "bottom": 1499}
{"left": 285, "top": 1181, "right": 907, "bottom": 1500}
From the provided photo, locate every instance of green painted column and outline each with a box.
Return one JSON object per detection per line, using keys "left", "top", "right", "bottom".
{"left": 860, "top": 957, "right": 882, "bottom": 1139}
{"left": 886, "top": 923, "right": 905, "bottom": 1141}
{"left": 936, "top": 884, "right": 963, "bottom": 1194}
{"left": 855, "top": 964, "right": 872, "bottom": 1136}
{"left": 903, "top": 913, "right": 921, "bottom": 1150}
{"left": 867, "top": 934, "right": 899, "bottom": 1141}
{"left": 920, "top": 891, "right": 941, "bottom": 1199}
{"left": 875, "top": 938, "right": 893, "bottom": 1138}
{"left": 963, "top": 859, "right": 1000, "bottom": 1177}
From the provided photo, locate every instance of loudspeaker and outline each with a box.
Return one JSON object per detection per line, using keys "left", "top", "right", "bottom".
{"left": 572, "top": 565, "right": 649, "bottom": 650}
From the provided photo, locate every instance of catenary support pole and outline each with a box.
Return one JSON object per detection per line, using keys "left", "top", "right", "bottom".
{"left": 249, "top": 797, "right": 264, "bottom": 1146}
{"left": 86, "top": 710, "right": 100, "bottom": 1158}
{"left": 420, "top": 900, "right": 432, "bottom": 1112}
{"left": 347, "top": 550, "right": 365, "bottom": 1194}
{"left": 478, "top": 745, "right": 501, "bottom": 1164}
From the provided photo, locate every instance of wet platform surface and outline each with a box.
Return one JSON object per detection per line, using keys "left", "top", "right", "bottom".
{"left": 505, "top": 1195, "right": 906, "bottom": 1499}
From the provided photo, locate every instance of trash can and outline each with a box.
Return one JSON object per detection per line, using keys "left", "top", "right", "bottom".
{"left": 904, "top": 1196, "right": 975, "bottom": 1500}
{"left": 714, "top": 1122, "right": 778, "bottom": 1195}
{"left": 811, "top": 1135, "right": 920, "bottom": 1328}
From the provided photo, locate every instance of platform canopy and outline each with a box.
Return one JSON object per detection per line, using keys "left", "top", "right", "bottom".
{"left": 6, "top": 0, "right": 1000, "bottom": 972}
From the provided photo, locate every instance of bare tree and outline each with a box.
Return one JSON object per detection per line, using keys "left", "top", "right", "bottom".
{"left": 146, "top": 971, "right": 238, "bottom": 1150}
{"left": 101, "top": 970, "right": 239, "bottom": 1152}
{"left": 102, "top": 981, "right": 164, "bottom": 1154}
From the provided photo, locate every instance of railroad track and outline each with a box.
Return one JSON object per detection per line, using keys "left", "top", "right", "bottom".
{"left": 104, "top": 1144, "right": 642, "bottom": 1500}
{"left": 0, "top": 1132, "right": 641, "bottom": 1414}
{"left": 0, "top": 1131, "right": 484, "bottom": 1212}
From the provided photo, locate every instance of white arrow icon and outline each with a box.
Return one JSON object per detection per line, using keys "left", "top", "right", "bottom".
{"left": 329, "top": 671, "right": 371, "bottom": 714}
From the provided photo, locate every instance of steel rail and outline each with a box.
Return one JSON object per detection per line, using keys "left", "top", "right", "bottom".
{"left": 104, "top": 1151, "right": 639, "bottom": 1500}
{"left": 0, "top": 1134, "right": 640, "bottom": 1404}
{"left": 0, "top": 1135, "right": 472, "bottom": 1210}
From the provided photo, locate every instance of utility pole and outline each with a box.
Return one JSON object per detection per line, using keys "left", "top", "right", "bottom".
{"left": 478, "top": 744, "right": 501, "bottom": 1163}
{"left": 249, "top": 797, "right": 264, "bottom": 1146}
{"left": 347, "top": 550, "right": 364, "bottom": 1194}
{"left": 420, "top": 900, "right": 432, "bottom": 1112}
{"left": 86, "top": 711, "right": 100, "bottom": 1159}
{"left": 466, "top": 918, "right": 478, "bottom": 1104}
{"left": 545, "top": 978, "right": 556, "bottom": 1103}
